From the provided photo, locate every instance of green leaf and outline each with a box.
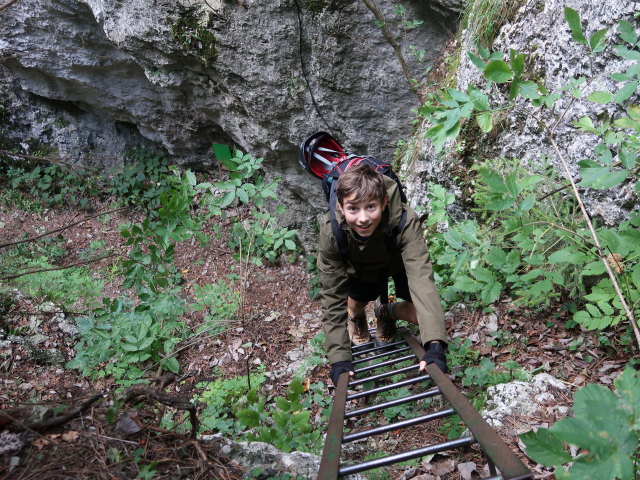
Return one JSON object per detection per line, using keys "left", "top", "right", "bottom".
{"left": 510, "top": 49, "right": 525, "bottom": 76}
{"left": 618, "top": 20, "right": 638, "bottom": 45}
{"left": 564, "top": 7, "right": 587, "bottom": 45}
{"left": 578, "top": 167, "right": 628, "bottom": 189}
{"left": 448, "top": 89, "right": 470, "bottom": 103}
{"left": 212, "top": 143, "right": 232, "bottom": 163}
{"left": 594, "top": 143, "right": 613, "bottom": 166}
{"left": 517, "top": 81, "right": 541, "bottom": 99}
{"left": 520, "top": 429, "right": 572, "bottom": 466}
{"left": 573, "top": 116, "right": 600, "bottom": 134}
{"left": 589, "top": 29, "right": 608, "bottom": 53}
{"left": 614, "top": 81, "right": 638, "bottom": 104}
{"left": 548, "top": 249, "right": 588, "bottom": 264}
{"left": 161, "top": 356, "right": 180, "bottom": 374}
{"left": 476, "top": 111, "right": 493, "bottom": 133}
{"left": 614, "top": 367, "right": 640, "bottom": 428}
{"left": 219, "top": 190, "right": 235, "bottom": 208}
{"left": 453, "top": 275, "right": 482, "bottom": 293}
{"left": 484, "top": 60, "right": 513, "bottom": 83}
{"left": 588, "top": 91, "right": 613, "bottom": 104}
{"left": 236, "top": 187, "right": 249, "bottom": 204}
{"left": 467, "top": 52, "right": 486, "bottom": 70}
{"left": 618, "top": 146, "right": 636, "bottom": 169}
{"left": 468, "top": 86, "right": 489, "bottom": 110}
{"left": 284, "top": 239, "right": 296, "bottom": 250}
{"left": 236, "top": 408, "right": 260, "bottom": 428}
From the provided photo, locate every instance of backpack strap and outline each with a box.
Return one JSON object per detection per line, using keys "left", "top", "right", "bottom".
{"left": 384, "top": 208, "right": 407, "bottom": 257}
{"left": 329, "top": 181, "right": 349, "bottom": 263}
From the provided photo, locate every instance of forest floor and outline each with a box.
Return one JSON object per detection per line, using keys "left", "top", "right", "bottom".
{"left": 0, "top": 196, "right": 633, "bottom": 480}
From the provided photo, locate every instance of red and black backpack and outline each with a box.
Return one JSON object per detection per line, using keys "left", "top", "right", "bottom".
{"left": 299, "top": 131, "right": 407, "bottom": 262}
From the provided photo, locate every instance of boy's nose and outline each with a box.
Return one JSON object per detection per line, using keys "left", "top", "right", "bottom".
{"left": 357, "top": 210, "right": 368, "bottom": 222}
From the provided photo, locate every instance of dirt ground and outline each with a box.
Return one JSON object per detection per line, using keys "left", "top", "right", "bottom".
{"left": 0, "top": 198, "right": 632, "bottom": 479}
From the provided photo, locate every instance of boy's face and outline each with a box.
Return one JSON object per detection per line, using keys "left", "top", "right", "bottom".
{"left": 337, "top": 193, "right": 387, "bottom": 238}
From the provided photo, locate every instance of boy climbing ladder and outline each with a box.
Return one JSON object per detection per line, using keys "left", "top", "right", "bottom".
{"left": 299, "top": 132, "right": 448, "bottom": 385}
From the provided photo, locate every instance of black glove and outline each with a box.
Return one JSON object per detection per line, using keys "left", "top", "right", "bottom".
{"left": 329, "top": 360, "right": 354, "bottom": 385}
{"left": 422, "top": 341, "right": 447, "bottom": 373}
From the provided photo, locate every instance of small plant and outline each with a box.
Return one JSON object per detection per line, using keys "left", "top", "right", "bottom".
{"left": 191, "top": 279, "right": 241, "bottom": 335}
{"left": 520, "top": 366, "right": 640, "bottom": 480}
{"left": 236, "top": 377, "right": 325, "bottom": 453}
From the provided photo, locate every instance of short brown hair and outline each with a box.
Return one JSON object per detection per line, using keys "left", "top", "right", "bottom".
{"left": 336, "top": 163, "right": 386, "bottom": 205}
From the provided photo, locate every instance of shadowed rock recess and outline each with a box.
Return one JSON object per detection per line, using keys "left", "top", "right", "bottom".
{"left": 0, "top": 0, "right": 454, "bottom": 193}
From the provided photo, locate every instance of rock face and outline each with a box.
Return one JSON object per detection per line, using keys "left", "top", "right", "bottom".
{"left": 403, "top": 0, "right": 640, "bottom": 224}
{"left": 0, "top": 0, "right": 454, "bottom": 208}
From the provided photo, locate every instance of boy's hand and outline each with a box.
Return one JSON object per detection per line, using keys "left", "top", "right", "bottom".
{"left": 419, "top": 341, "right": 447, "bottom": 373}
{"left": 330, "top": 360, "right": 354, "bottom": 385}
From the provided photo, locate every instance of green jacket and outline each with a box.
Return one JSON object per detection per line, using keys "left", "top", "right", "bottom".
{"left": 317, "top": 177, "right": 447, "bottom": 364}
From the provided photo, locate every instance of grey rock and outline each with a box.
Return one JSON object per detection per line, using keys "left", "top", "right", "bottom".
{"left": 482, "top": 373, "right": 567, "bottom": 431}
{"left": 202, "top": 434, "right": 366, "bottom": 480}
{"left": 0, "top": 0, "right": 453, "bottom": 239}
{"left": 405, "top": 0, "right": 640, "bottom": 225}
{"left": 0, "top": 432, "right": 24, "bottom": 456}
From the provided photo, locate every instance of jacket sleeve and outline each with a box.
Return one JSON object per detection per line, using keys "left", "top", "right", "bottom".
{"left": 317, "top": 219, "right": 352, "bottom": 364}
{"left": 399, "top": 210, "right": 447, "bottom": 346}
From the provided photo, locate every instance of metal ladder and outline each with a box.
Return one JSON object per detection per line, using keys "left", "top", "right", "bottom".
{"left": 317, "top": 330, "right": 534, "bottom": 480}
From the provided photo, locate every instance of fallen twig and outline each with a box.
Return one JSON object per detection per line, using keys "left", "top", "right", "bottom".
{"left": 25, "top": 394, "right": 103, "bottom": 431}
{"left": 122, "top": 383, "right": 199, "bottom": 439}
{"left": 0, "top": 206, "right": 128, "bottom": 250}
{"left": 1, "top": 253, "right": 118, "bottom": 281}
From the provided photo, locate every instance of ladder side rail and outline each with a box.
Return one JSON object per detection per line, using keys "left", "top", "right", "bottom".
{"left": 402, "top": 333, "right": 534, "bottom": 480}
{"left": 317, "top": 372, "right": 349, "bottom": 480}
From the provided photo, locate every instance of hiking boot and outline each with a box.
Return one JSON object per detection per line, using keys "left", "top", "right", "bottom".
{"left": 374, "top": 298, "right": 397, "bottom": 344}
{"left": 347, "top": 310, "right": 370, "bottom": 345}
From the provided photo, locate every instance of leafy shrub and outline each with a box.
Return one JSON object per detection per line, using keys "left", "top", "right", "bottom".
{"left": 521, "top": 366, "right": 640, "bottom": 480}
{"left": 196, "top": 372, "right": 266, "bottom": 436}
{"left": 236, "top": 377, "right": 325, "bottom": 453}
{"left": 67, "top": 292, "right": 186, "bottom": 386}
{"left": 191, "top": 279, "right": 241, "bottom": 335}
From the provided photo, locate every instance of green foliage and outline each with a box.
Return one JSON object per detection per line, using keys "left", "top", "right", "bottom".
{"left": 5, "top": 163, "right": 97, "bottom": 208}
{"left": 521, "top": 367, "right": 640, "bottom": 480}
{"left": 11, "top": 258, "right": 104, "bottom": 309}
{"left": 421, "top": 12, "right": 640, "bottom": 331}
{"left": 197, "top": 372, "right": 266, "bottom": 436}
{"left": 211, "top": 145, "right": 298, "bottom": 265}
{"left": 191, "top": 279, "right": 241, "bottom": 335}
{"left": 107, "top": 151, "right": 172, "bottom": 208}
{"left": 170, "top": 9, "right": 217, "bottom": 66}
{"left": 67, "top": 292, "right": 186, "bottom": 385}
{"left": 236, "top": 378, "right": 326, "bottom": 453}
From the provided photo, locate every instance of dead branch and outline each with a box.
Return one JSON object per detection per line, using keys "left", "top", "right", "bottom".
{"left": 361, "top": 0, "right": 420, "bottom": 99}
{"left": 0, "top": 149, "right": 99, "bottom": 173}
{"left": 25, "top": 394, "right": 103, "bottom": 431}
{"left": 1, "top": 253, "right": 118, "bottom": 281}
{"left": 122, "top": 384, "right": 199, "bottom": 439}
{"left": 548, "top": 134, "right": 640, "bottom": 350}
{"left": 0, "top": 0, "right": 20, "bottom": 13}
{"left": 0, "top": 206, "right": 128, "bottom": 250}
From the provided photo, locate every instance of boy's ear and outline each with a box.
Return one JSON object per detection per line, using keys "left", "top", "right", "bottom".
{"left": 336, "top": 201, "right": 345, "bottom": 216}
{"left": 381, "top": 195, "right": 388, "bottom": 210}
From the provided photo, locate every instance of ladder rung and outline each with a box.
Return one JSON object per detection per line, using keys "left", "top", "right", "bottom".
{"left": 349, "top": 364, "right": 418, "bottom": 387}
{"left": 343, "top": 408, "right": 456, "bottom": 442}
{"left": 345, "top": 387, "right": 441, "bottom": 419}
{"left": 352, "top": 346, "right": 412, "bottom": 365}
{"left": 352, "top": 340, "right": 375, "bottom": 351}
{"left": 352, "top": 340, "right": 405, "bottom": 356}
{"left": 338, "top": 436, "right": 476, "bottom": 476}
{"left": 347, "top": 374, "right": 430, "bottom": 400}
{"left": 353, "top": 354, "right": 415, "bottom": 374}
